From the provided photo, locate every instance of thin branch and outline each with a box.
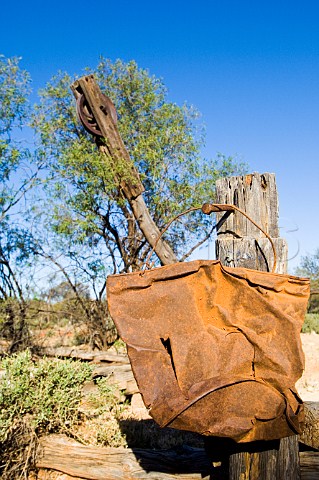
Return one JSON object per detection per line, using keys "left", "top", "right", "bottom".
{"left": 100, "top": 211, "right": 129, "bottom": 271}
{"left": 34, "top": 248, "right": 92, "bottom": 323}
{"left": 180, "top": 224, "right": 216, "bottom": 262}
{"left": 98, "top": 279, "right": 107, "bottom": 301}
{"left": 0, "top": 170, "right": 39, "bottom": 221}
{"left": 0, "top": 246, "right": 24, "bottom": 301}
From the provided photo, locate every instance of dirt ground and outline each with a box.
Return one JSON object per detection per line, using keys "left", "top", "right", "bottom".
{"left": 297, "top": 332, "right": 319, "bottom": 401}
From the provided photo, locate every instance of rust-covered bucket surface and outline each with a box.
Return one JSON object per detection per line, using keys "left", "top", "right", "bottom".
{"left": 107, "top": 260, "right": 310, "bottom": 443}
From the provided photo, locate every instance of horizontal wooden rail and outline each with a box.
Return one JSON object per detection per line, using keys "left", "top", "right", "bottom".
{"left": 36, "top": 434, "right": 319, "bottom": 480}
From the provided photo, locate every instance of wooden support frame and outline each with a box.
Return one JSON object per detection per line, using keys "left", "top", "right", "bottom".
{"left": 70, "top": 75, "right": 177, "bottom": 266}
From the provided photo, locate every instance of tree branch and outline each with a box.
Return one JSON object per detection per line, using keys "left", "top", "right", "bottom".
{"left": 180, "top": 224, "right": 216, "bottom": 262}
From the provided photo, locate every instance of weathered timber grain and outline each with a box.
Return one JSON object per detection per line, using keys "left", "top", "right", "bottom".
{"left": 215, "top": 173, "right": 288, "bottom": 273}
{"left": 216, "top": 237, "right": 287, "bottom": 274}
{"left": 35, "top": 435, "right": 319, "bottom": 480}
{"left": 300, "top": 403, "right": 319, "bottom": 451}
{"left": 215, "top": 173, "right": 280, "bottom": 238}
{"left": 71, "top": 77, "right": 143, "bottom": 200}
{"left": 300, "top": 452, "right": 319, "bottom": 480}
{"left": 92, "top": 363, "right": 138, "bottom": 395}
{"left": 214, "top": 172, "right": 299, "bottom": 479}
{"left": 36, "top": 347, "right": 129, "bottom": 364}
{"left": 228, "top": 449, "right": 278, "bottom": 480}
{"left": 276, "top": 436, "right": 301, "bottom": 480}
{"left": 36, "top": 435, "right": 212, "bottom": 479}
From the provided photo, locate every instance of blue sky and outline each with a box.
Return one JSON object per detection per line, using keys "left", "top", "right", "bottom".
{"left": 2, "top": 0, "right": 319, "bottom": 271}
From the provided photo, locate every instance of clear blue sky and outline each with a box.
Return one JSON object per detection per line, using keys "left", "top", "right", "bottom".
{"left": 2, "top": 0, "right": 319, "bottom": 271}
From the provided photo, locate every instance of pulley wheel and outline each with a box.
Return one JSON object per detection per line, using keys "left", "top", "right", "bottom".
{"left": 76, "top": 93, "right": 117, "bottom": 136}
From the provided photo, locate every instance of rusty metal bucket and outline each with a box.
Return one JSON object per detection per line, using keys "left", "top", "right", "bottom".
{"left": 107, "top": 205, "right": 310, "bottom": 443}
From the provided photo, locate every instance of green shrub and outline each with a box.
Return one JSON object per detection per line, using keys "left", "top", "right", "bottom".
{"left": 302, "top": 313, "right": 319, "bottom": 334}
{"left": 0, "top": 350, "right": 92, "bottom": 441}
{"left": 0, "top": 350, "right": 92, "bottom": 478}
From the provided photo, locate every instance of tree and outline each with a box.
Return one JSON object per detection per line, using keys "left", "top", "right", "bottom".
{"left": 0, "top": 55, "right": 40, "bottom": 350}
{"left": 33, "top": 58, "right": 245, "bottom": 284}
{"left": 296, "top": 249, "right": 319, "bottom": 313}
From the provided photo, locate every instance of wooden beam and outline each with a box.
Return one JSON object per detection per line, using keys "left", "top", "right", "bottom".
{"left": 71, "top": 75, "right": 144, "bottom": 200}
{"left": 215, "top": 173, "right": 288, "bottom": 273}
{"left": 35, "top": 435, "right": 319, "bottom": 480}
{"left": 299, "top": 451, "right": 319, "bottom": 480}
{"left": 36, "top": 434, "right": 212, "bottom": 479}
{"left": 70, "top": 75, "right": 177, "bottom": 266}
{"left": 92, "top": 363, "right": 138, "bottom": 395}
{"left": 35, "top": 346, "right": 129, "bottom": 364}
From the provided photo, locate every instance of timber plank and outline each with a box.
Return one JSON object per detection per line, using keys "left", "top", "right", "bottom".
{"left": 71, "top": 76, "right": 178, "bottom": 266}
{"left": 35, "top": 435, "right": 319, "bottom": 480}
{"left": 36, "top": 347, "right": 129, "bottom": 364}
{"left": 36, "top": 435, "right": 212, "bottom": 479}
{"left": 300, "top": 452, "right": 319, "bottom": 480}
{"left": 215, "top": 173, "right": 280, "bottom": 238}
{"left": 92, "top": 363, "right": 138, "bottom": 395}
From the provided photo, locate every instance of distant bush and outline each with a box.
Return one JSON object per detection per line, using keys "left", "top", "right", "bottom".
{"left": 0, "top": 350, "right": 92, "bottom": 478}
{"left": 308, "top": 293, "right": 319, "bottom": 314}
{"left": 302, "top": 313, "right": 319, "bottom": 334}
{"left": 0, "top": 298, "right": 31, "bottom": 353}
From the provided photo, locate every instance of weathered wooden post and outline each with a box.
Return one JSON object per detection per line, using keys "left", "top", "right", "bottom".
{"left": 214, "top": 172, "right": 300, "bottom": 479}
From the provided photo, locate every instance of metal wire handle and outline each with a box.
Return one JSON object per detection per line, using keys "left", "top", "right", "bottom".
{"left": 143, "top": 203, "right": 277, "bottom": 273}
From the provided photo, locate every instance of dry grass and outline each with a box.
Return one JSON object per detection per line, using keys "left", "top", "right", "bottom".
{"left": 73, "top": 377, "right": 203, "bottom": 451}
{"left": 1, "top": 418, "right": 38, "bottom": 480}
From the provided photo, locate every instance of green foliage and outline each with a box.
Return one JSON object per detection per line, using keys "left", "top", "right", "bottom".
{"left": 297, "top": 248, "right": 319, "bottom": 277}
{"left": 94, "top": 376, "right": 124, "bottom": 408}
{"left": 0, "top": 56, "right": 40, "bottom": 311}
{"left": 296, "top": 248, "right": 319, "bottom": 313}
{"left": 44, "top": 280, "right": 90, "bottom": 302}
{"left": 302, "top": 313, "right": 319, "bottom": 334}
{"left": 0, "top": 298, "right": 30, "bottom": 350}
{"left": 37, "top": 277, "right": 117, "bottom": 348}
{"left": 0, "top": 55, "right": 31, "bottom": 179}
{"left": 0, "top": 55, "right": 32, "bottom": 219}
{"left": 0, "top": 56, "right": 30, "bottom": 133}
{"left": 0, "top": 350, "right": 92, "bottom": 443}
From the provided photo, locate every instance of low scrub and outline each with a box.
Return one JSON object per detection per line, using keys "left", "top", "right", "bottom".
{"left": 302, "top": 313, "right": 319, "bottom": 334}
{"left": 0, "top": 350, "right": 92, "bottom": 479}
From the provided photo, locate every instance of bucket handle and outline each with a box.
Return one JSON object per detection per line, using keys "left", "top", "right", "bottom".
{"left": 144, "top": 203, "right": 277, "bottom": 273}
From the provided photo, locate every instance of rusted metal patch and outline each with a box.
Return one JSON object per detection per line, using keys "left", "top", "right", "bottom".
{"left": 107, "top": 260, "right": 310, "bottom": 443}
